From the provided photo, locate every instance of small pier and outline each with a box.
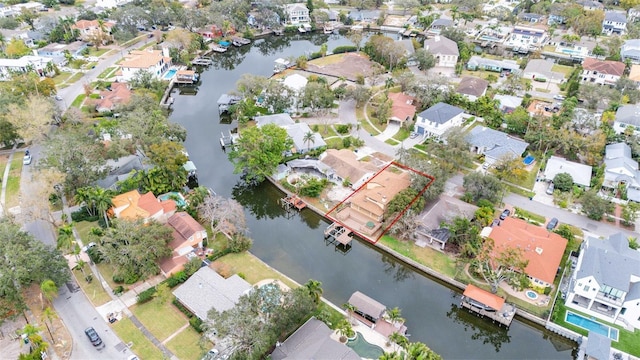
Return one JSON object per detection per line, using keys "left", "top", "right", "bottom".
{"left": 209, "top": 43, "right": 227, "bottom": 53}
{"left": 217, "top": 94, "right": 242, "bottom": 114}
{"left": 460, "top": 284, "right": 515, "bottom": 327}
{"left": 281, "top": 194, "right": 306, "bottom": 211}
{"left": 219, "top": 131, "right": 236, "bottom": 150}
{"left": 232, "top": 37, "right": 251, "bottom": 46}
{"left": 175, "top": 70, "right": 198, "bottom": 84}
{"left": 192, "top": 57, "right": 213, "bottom": 66}
{"left": 273, "top": 58, "right": 291, "bottom": 74}
{"left": 324, "top": 222, "right": 353, "bottom": 247}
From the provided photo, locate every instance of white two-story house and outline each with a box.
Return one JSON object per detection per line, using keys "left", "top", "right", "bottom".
{"left": 415, "top": 102, "right": 464, "bottom": 140}
{"left": 504, "top": 26, "right": 548, "bottom": 50}
{"left": 565, "top": 233, "right": 640, "bottom": 331}
{"left": 581, "top": 57, "right": 625, "bottom": 86}
{"left": 602, "top": 11, "right": 627, "bottom": 35}
{"left": 118, "top": 48, "right": 171, "bottom": 82}
{"left": 424, "top": 35, "right": 459, "bottom": 68}
{"left": 284, "top": 3, "right": 310, "bottom": 24}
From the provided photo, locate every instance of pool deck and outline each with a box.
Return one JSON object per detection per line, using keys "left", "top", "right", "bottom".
{"left": 329, "top": 318, "right": 394, "bottom": 356}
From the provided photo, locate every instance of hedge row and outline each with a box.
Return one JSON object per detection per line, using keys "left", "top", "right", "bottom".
{"left": 332, "top": 45, "right": 357, "bottom": 54}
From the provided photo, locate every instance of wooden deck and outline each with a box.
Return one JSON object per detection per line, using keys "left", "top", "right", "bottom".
{"left": 324, "top": 222, "right": 353, "bottom": 245}
{"left": 460, "top": 298, "right": 516, "bottom": 327}
{"left": 281, "top": 195, "right": 306, "bottom": 211}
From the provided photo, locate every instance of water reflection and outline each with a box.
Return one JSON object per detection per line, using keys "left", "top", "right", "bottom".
{"left": 232, "top": 181, "right": 287, "bottom": 220}
{"left": 381, "top": 253, "right": 415, "bottom": 283}
{"left": 446, "top": 303, "right": 512, "bottom": 353}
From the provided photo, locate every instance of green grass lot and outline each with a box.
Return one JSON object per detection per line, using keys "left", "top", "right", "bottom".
{"left": 551, "top": 64, "right": 574, "bottom": 76}
{"left": 112, "top": 318, "right": 164, "bottom": 360}
{"left": 87, "top": 48, "right": 109, "bottom": 57}
{"left": 216, "top": 252, "right": 297, "bottom": 288}
{"left": 71, "top": 94, "right": 86, "bottom": 108}
{"left": 315, "top": 125, "right": 338, "bottom": 138}
{"left": 95, "top": 263, "right": 121, "bottom": 290}
{"left": 165, "top": 327, "right": 209, "bottom": 360}
{"left": 131, "top": 297, "right": 189, "bottom": 341}
{"left": 355, "top": 107, "right": 381, "bottom": 136}
{"left": 6, "top": 155, "right": 24, "bottom": 209}
{"left": 97, "top": 67, "right": 117, "bottom": 79}
{"left": 553, "top": 302, "right": 640, "bottom": 355}
{"left": 308, "top": 53, "right": 346, "bottom": 66}
{"left": 72, "top": 267, "right": 111, "bottom": 306}
{"left": 68, "top": 72, "right": 85, "bottom": 84}
{"left": 52, "top": 72, "right": 73, "bottom": 85}
{"left": 379, "top": 235, "right": 458, "bottom": 278}
{"left": 391, "top": 127, "right": 410, "bottom": 142}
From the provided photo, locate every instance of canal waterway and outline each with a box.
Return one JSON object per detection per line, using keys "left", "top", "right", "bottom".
{"left": 169, "top": 33, "right": 576, "bottom": 359}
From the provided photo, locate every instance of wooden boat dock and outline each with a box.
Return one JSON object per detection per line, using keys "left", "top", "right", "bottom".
{"left": 281, "top": 194, "right": 306, "bottom": 211}
{"left": 175, "top": 70, "right": 198, "bottom": 84}
{"left": 192, "top": 57, "right": 213, "bottom": 66}
{"left": 217, "top": 93, "right": 242, "bottom": 114}
{"left": 232, "top": 37, "right": 251, "bottom": 46}
{"left": 208, "top": 43, "right": 227, "bottom": 53}
{"left": 324, "top": 222, "right": 353, "bottom": 246}
{"left": 460, "top": 284, "right": 515, "bottom": 327}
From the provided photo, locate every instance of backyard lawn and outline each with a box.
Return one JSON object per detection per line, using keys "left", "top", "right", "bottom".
{"left": 379, "top": 235, "right": 458, "bottom": 278}
{"left": 165, "top": 327, "right": 209, "bottom": 360}
{"left": 6, "top": 155, "right": 24, "bottom": 209}
{"left": 112, "top": 318, "right": 164, "bottom": 360}
{"left": 216, "top": 252, "right": 297, "bottom": 288}
{"left": 131, "top": 297, "right": 189, "bottom": 341}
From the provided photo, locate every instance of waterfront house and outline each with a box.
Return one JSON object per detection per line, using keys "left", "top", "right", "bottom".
{"left": 543, "top": 156, "right": 593, "bottom": 188}
{"left": 621, "top": 39, "right": 640, "bottom": 64}
{"left": 428, "top": 18, "right": 453, "bottom": 34}
{"left": 493, "top": 95, "right": 523, "bottom": 113}
{"left": 0, "top": 55, "right": 52, "bottom": 81}
{"left": 37, "top": 41, "right": 87, "bottom": 65}
{"left": 564, "top": 233, "right": 640, "bottom": 331}
{"left": 118, "top": 48, "right": 171, "bottom": 82}
{"left": 581, "top": 58, "right": 625, "bottom": 86}
{"left": 387, "top": 92, "right": 417, "bottom": 125}
{"left": 603, "top": 142, "right": 640, "bottom": 202}
{"left": 160, "top": 212, "right": 207, "bottom": 276}
{"left": 550, "top": 35, "right": 596, "bottom": 61}
{"left": 335, "top": 166, "right": 410, "bottom": 236}
{"left": 504, "top": 26, "right": 548, "bottom": 50}
{"left": 423, "top": 35, "right": 458, "bottom": 68}
{"left": 485, "top": 217, "right": 567, "bottom": 288}
{"left": 602, "top": 11, "right": 627, "bottom": 35}
{"left": 415, "top": 102, "right": 465, "bottom": 140}
{"left": 284, "top": 3, "right": 310, "bottom": 24}
{"left": 282, "top": 73, "right": 308, "bottom": 109}
{"left": 95, "top": 152, "right": 151, "bottom": 190}
{"left": 255, "top": 113, "right": 325, "bottom": 154}
{"left": 614, "top": 105, "right": 640, "bottom": 135}
{"left": 95, "top": 82, "right": 132, "bottom": 113}
{"left": 348, "top": 10, "right": 380, "bottom": 22}
{"left": 319, "top": 149, "right": 378, "bottom": 189}
{"left": 577, "top": 0, "right": 604, "bottom": 11}
{"left": 518, "top": 13, "right": 544, "bottom": 24}
{"left": 466, "top": 56, "right": 520, "bottom": 74}
{"left": 416, "top": 195, "right": 478, "bottom": 250}
{"left": 271, "top": 318, "right": 360, "bottom": 360}
{"left": 72, "top": 19, "right": 114, "bottom": 42}
{"left": 456, "top": 76, "right": 488, "bottom": 101}
{"left": 110, "top": 189, "right": 177, "bottom": 224}
{"left": 523, "top": 59, "right": 565, "bottom": 83}
{"left": 467, "top": 126, "right": 529, "bottom": 167}
{"left": 173, "top": 267, "right": 252, "bottom": 321}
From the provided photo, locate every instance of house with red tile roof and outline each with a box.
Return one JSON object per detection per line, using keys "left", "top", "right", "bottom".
{"left": 95, "top": 83, "right": 132, "bottom": 113}
{"left": 387, "top": 92, "right": 417, "bottom": 125}
{"left": 110, "top": 190, "right": 176, "bottom": 224}
{"left": 71, "top": 20, "right": 114, "bottom": 41}
{"left": 581, "top": 57, "right": 625, "bottom": 86}
{"left": 484, "top": 217, "right": 567, "bottom": 288}
{"left": 160, "top": 212, "right": 207, "bottom": 276}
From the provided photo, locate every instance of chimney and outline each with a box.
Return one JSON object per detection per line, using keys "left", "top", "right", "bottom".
{"left": 162, "top": 47, "right": 170, "bottom": 58}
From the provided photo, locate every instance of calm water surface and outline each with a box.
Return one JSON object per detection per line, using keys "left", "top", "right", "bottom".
{"left": 169, "top": 33, "right": 576, "bottom": 359}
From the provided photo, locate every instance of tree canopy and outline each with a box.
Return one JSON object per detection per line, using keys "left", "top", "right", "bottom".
{"left": 462, "top": 172, "right": 503, "bottom": 204}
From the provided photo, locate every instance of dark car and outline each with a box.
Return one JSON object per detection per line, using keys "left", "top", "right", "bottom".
{"left": 499, "top": 209, "right": 510, "bottom": 220}
{"left": 546, "top": 218, "right": 559, "bottom": 230}
{"left": 84, "top": 327, "right": 103, "bottom": 347}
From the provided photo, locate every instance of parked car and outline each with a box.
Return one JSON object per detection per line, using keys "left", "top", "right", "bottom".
{"left": 409, "top": 132, "right": 419, "bottom": 139}
{"left": 499, "top": 209, "right": 510, "bottom": 220}
{"left": 546, "top": 218, "right": 559, "bottom": 230}
{"left": 202, "top": 348, "right": 219, "bottom": 360}
{"left": 23, "top": 153, "right": 32, "bottom": 165}
{"left": 546, "top": 182, "right": 554, "bottom": 195}
{"left": 553, "top": 94, "right": 565, "bottom": 101}
{"left": 491, "top": 219, "right": 500, "bottom": 227}
{"left": 84, "top": 327, "right": 103, "bottom": 347}
{"left": 54, "top": 95, "right": 63, "bottom": 101}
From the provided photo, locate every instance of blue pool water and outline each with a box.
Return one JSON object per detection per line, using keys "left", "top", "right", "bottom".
{"left": 565, "top": 311, "right": 619, "bottom": 341}
{"left": 158, "top": 192, "right": 186, "bottom": 207}
{"left": 523, "top": 155, "right": 535, "bottom": 165}
{"left": 163, "top": 69, "right": 177, "bottom": 80}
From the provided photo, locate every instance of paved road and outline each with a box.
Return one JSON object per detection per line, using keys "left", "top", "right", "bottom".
{"left": 54, "top": 280, "right": 135, "bottom": 360}
{"left": 504, "top": 193, "right": 636, "bottom": 238}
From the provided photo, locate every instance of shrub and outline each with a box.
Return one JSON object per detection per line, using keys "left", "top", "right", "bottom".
{"left": 228, "top": 234, "right": 253, "bottom": 253}
{"left": 342, "top": 137, "right": 352, "bottom": 148}
{"left": 71, "top": 207, "right": 100, "bottom": 222}
{"left": 299, "top": 178, "right": 328, "bottom": 197}
{"left": 544, "top": 286, "right": 552, "bottom": 295}
{"left": 136, "top": 287, "right": 157, "bottom": 304}
{"left": 124, "top": 272, "right": 139, "bottom": 285}
{"left": 333, "top": 45, "right": 357, "bottom": 54}
{"left": 114, "top": 286, "right": 124, "bottom": 295}
{"left": 309, "top": 51, "right": 322, "bottom": 60}
{"left": 173, "top": 298, "right": 194, "bottom": 318}
{"left": 189, "top": 317, "right": 204, "bottom": 333}
{"left": 87, "top": 247, "right": 103, "bottom": 264}
{"left": 237, "top": 272, "right": 246, "bottom": 280}
{"left": 335, "top": 124, "right": 351, "bottom": 134}
{"left": 112, "top": 273, "right": 125, "bottom": 284}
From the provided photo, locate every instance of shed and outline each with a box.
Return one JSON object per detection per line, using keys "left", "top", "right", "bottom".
{"left": 584, "top": 331, "right": 611, "bottom": 360}
{"left": 348, "top": 291, "right": 386, "bottom": 323}
{"left": 462, "top": 284, "right": 504, "bottom": 311}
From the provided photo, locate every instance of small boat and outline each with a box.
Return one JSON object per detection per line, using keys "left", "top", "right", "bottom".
{"left": 273, "top": 58, "right": 291, "bottom": 73}
{"left": 210, "top": 44, "right": 227, "bottom": 53}
{"left": 323, "top": 25, "right": 334, "bottom": 34}
{"left": 232, "top": 37, "right": 251, "bottom": 46}
{"left": 218, "top": 40, "right": 231, "bottom": 47}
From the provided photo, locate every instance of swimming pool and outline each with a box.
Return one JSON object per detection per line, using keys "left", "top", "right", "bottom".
{"left": 158, "top": 192, "right": 186, "bottom": 207}
{"left": 346, "top": 332, "right": 384, "bottom": 359}
{"left": 525, "top": 290, "right": 538, "bottom": 300}
{"left": 565, "top": 311, "right": 619, "bottom": 341}
{"left": 523, "top": 155, "right": 535, "bottom": 165}
{"left": 163, "top": 69, "right": 177, "bottom": 80}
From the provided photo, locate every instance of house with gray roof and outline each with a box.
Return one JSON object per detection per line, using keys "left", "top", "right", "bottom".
{"left": 424, "top": 35, "right": 459, "bottom": 68}
{"left": 255, "top": 113, "right": 325, "bottom": 154}
{"left": 494, "top": 94, "right": 523, "bottom": 113}
{"left": 602, "top": 11, "right": 627, "bottom": 35}
{"left": 613, "top": 105, "right": 640, "bottom": 134}
{"left": 613, "top": 104, "right": 640, "bottom": 135}
{"left": 270, "top": 318, "right": 360, "bottom": 360}
{"left": 416, "top": 195, "right": 478, "bottom": 249}
{"left": 603, "top": 142, "right": 640, "bottom": 202}
{"left": 466, "top": 56, "right": 521, "bottom": 74}
{"left": 173, "top": 266, "right": 252, "bottom": 320}
{"left": 621, "top": 39, "right": 640, "bottom": 64}
{"left": 415, "top": 102, "right": 465, "bottom": 140}
{"left": 466, "top": 126, "right": 529, "bottom": 165}
{"left": 456, "top": 76, "right": 489, "bottom": 101}
{"left": 428, "top": 18, "right": 453, "bottom": 34}
{"left": 565, "top": 233, "right": 640, "bottom": 331}
{"left": 544, "top": 156, "right": 592, "bottom": 188}
{"left": 523, "top": 59, "right": 565, "bottom": 83}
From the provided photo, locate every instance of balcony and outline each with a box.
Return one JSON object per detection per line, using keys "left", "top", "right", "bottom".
{"left": 596, "top": 292, "right": 623, "bottom": 307}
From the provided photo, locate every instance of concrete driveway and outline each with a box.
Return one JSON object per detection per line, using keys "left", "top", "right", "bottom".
{"left": 375, "top": 122, "right": 400, "bottom": 141}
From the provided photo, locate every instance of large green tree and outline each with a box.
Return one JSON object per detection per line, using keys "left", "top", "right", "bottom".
{"left": 228, "top": 124, "right": 292, "bottom": 184}
{"left": 472, "top": 237, "right": 529, "bottom": 293}
{"left": 581, "top": 191, "right": 613, "bottom": 220}
{"left": 462, "top": 172, "right": 503, "bottom": 204}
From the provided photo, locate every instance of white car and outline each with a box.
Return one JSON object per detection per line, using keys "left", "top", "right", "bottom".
{"left": 23, "top": 154, "right": 32, "bottom": 165}
{"left": 553, "top": 94, "right": 565, "bottom": 101}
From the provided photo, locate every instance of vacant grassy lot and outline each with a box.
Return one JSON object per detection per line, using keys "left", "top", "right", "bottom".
{"left": 131, "top": 297, "right": 189, "bottom": 341}
{"left": 551, "top": 64, "right": 574, "bottom": 76}
{"left": 308, "top": 53, "right": 346, "bottom": 66}
{"left": 6, "top": 155, "right": 24, "bottom": 208}
{"left": 216, "top": 252, "right": 297, "bottom": 288}
{"left": 165, "top": 327, "right": 209, "bottom": 360}
{"left": 379, "top": 235, "right": 458, "bottom": 278}
{"left": 87, "top": 48, "right": 109, "bottom": 57}
{"left": 112, "top": 318, "right": 164, "bottom": 360}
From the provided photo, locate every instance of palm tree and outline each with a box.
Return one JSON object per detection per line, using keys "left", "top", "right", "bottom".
{"left": 40, "top": 280, "right": 58, "bottom": 309}
{"left": 40, "top": 307, "right": 57, "bottom": 342}
{"left": 343, "top": 303, "right": 357, "bottom": 325}
{"left": 21, "top": 323, "right": 43, "bottom": 350}
{"left": 74, "top": 259, "right": 88, "bottom": 279}
{"left": 303, "top": 131, "right": 315, "bottom": 152}
{"left": 336, "top": 319, "right": 354, "bottom": 342}
{"left": 56, "top": 223, "right": 75, "bottom": 254}
{"left": 304, "top": 279, "right": 323, "bottom": 304}
{"left": 74, "top": 187, "right": 96, "bottom": 217}
{"left": 388, "top": 331, "right": 409, "bottom": 352}
{"left": 385, "top": 307, "right": 405, "bottom": 328}
{"left": 93, "top": 187, "right": 113, "bottom": 227}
